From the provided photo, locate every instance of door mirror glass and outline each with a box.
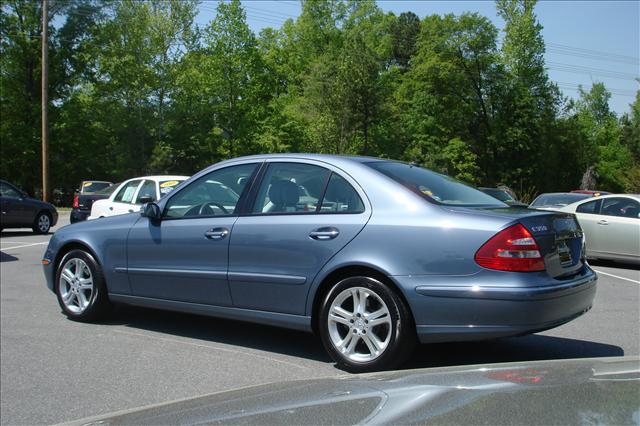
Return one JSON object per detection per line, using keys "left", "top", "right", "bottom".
{"left": 142, "top": 202, "right": 161, "bottom": 220}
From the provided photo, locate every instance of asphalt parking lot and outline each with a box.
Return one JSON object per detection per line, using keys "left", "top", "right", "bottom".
{"left": 1, "top": 213, "right": 639, "bottom": 425}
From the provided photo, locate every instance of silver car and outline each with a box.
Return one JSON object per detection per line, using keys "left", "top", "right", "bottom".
{"left": 43, "top": 154, "right": 597, "bottom": 372}
{"left": 559, "top": 194, "right": 640, "bottom": 264}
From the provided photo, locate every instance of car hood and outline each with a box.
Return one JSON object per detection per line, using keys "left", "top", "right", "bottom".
{"left": 62, "top": 357, "right": 639, "bottom": 425}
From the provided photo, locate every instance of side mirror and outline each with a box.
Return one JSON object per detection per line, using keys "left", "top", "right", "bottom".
{"left": 139, "top": 195, "right": 153, "bottom": 204}
{"left": 141, "top": 202, "right": 161, "bottom": 220}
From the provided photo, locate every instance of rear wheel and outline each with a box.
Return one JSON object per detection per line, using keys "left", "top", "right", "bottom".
{"left": 55, "top": 249, "right": 111, "bottom": 321}
{"left": 319, "top": 276, "right": 415, "bottom": 373}
{"left": 32, "top": 212, "right": 51, "bottom": 234}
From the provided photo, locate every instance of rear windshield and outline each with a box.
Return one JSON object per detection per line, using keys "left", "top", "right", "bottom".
{"left": 94, "top": 183, "right": 118, "bottom": 195}
{"left": 81, "top": 181, "right": 112, "bottom": 193}
{"left": 530, "top": 193, "right": 590, "bottom": 207}
{"left": 367, "top": 162, "right": 506, "bottom": 207}
{"left": 481, "top": 188, "right": 515, "bottom": 202}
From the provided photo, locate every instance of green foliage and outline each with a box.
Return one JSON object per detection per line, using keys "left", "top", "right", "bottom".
{"left": 0, "top": 0, "right": 637, "bottom": 200}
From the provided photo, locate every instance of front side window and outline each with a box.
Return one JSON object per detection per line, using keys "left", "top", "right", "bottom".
{"left": 113, "top": 180, "right": 142, "bottom": 204}
{"left": 252, "top": 163, "right": 330, "bottom": 214}
{"left": 601, "top": 198, "right": 640, "bottom": 218}
{"left": 367, "top": 161, "right": 505, "bottom": 207}
{"left": 164, "top": 163, "right": 257, "bottom": 218}
{"left": 135, "top": 180, "right": 157, "bottom": 204}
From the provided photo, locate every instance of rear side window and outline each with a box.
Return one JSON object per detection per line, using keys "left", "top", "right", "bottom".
{"left": 114, "top": 180, "right": 142, "bottom": 203}
{"left": 0, "top": 182, "right": 21, "bottom": 197}
{"left": 601, "top": 198, "right": 640, "bottom": 218}
{"left": 253, "top": 163, "right": 330, "bottom": 214}
{"left": 576, "top": 200, "right": 600, "bottom": 214}
{"left": 319, "top": 174, "right": 365, "bottom": 213}
{"left": 367, "top": 162, "right": 504, "bottom": 207}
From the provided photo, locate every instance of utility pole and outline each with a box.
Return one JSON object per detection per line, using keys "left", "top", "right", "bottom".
{"left": 41, "top": 0, "right": 49, "bottom": 202}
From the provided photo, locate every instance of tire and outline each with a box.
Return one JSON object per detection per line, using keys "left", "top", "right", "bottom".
{"left": 55, "top": 249, "right": 111, "bottom": 322}
{"left": 32, "top": 211, "right": 51, "bottom": 234}
{"left": 319, "top": 276, "right": 416, "bottom": 373}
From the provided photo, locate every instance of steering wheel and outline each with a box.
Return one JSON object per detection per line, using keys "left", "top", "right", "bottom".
{"left": 184, "top": 202, "right": 229, "bottom": 217}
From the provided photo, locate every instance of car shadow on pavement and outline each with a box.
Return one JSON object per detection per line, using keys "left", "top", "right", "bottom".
{"left": 405, "top": 335, "right": 624, "bottom": 370}
{"left": 105, "top": 305, "right": 333, "bottom": 363}
{"left": 0, "top": 251, "right": 18, "bottom": 262}
{"left": 103, "top": 305, "right": 624, "bottom": 371}
{"left": 589, "top": 259, "right": 639, "bottom": 271}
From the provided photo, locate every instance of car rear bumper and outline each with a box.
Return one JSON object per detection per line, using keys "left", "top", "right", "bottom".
{"left": 70, "top": 209, "right": 90, "bottom": 223}
{"left": 397, "top": 268, "right": 597, "bottom": 343}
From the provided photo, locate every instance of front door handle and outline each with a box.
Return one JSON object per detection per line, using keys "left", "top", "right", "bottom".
{"left": 597, "top": 219, "right": 609, "bottom": 225}
{"left": 309, "top": 227, "right": 340, "bottom": 240}
{"left": 205, "top": 227, "right": 229, "bottom": 240}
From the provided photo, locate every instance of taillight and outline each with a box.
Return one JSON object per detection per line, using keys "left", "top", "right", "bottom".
{"left": 72, "top": 195, "right": 79, "bottom": 209}
{"left": 475, "top": 224, "right": 545, "bottom": 272}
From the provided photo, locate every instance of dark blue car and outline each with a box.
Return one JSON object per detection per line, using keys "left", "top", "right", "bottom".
{"left": 42, "top": 155, "right": 597, "bottom": 372}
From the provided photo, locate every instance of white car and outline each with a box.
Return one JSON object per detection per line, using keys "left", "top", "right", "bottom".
{"left": 89, "top": 175, "right": 188, "bottom": 219}
{"left": 559, "top": 194, "right": 640, "bottom": 264}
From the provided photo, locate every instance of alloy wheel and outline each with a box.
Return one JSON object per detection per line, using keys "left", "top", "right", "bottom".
{"left": 327, "top": 286, "right": 392, "bottom": 362}
{"left": 58, "top": 258, "right": 94, "bottom": 314}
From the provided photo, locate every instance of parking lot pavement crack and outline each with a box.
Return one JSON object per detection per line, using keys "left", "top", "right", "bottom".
{"left": 111, "top": 328, "right": 312, "bottom": 371}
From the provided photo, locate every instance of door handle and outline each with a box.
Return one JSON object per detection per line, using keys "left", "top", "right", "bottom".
{"left": 597, "top": 219, "right": 609, "bottom": 225}
{"left": 204, "top": 227, "right": 229, "bottom": 240}
{"left": 109, "top": 207, "right": 113, "bottom": 211}
{"left": 128, "top": 209, "right": 134, "bottom": 213}
{"left": 309, "top": 227, "right": 340, "bottom": 240}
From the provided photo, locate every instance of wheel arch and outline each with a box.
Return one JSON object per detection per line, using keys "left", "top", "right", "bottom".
{"left": 53, "top": 241, "right": 102, "bottom": 277}
{"left": 309, "top": 264, "right": 415, "bottom": 335}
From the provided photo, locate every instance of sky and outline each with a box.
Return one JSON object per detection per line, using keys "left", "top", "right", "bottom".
{"left": 196, "top": 0, "right": 640, "bottom": 116}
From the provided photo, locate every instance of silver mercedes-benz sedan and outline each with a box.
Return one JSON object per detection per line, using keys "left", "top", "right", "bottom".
{"left": 43, "top": 154, "right": 597, "bottom": 372}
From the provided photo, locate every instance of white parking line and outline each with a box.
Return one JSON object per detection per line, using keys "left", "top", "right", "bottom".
{"left": 1, "top": 242, "right": 48, "bottom": 251}
{"left": 594, "top": 269, "right": 640, "bottom": 284}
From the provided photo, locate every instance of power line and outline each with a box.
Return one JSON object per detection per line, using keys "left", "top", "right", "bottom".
{"left": 547, "top": 42, "right": 639, "bottom": 63}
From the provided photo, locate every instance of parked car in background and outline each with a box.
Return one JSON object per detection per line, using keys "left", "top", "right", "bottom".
{"left": 559, "top": 194, "right": 640, "bottom": 264}
{"left": 77, "top": 180, "right": 112, "bottom": 195}
{"left": 0, "top": 180, "right": 58, "bottom": 234}
{"left": 89, "top": 176, "right": 188, "bottom": 219}
{"left": 478, "top": 187, "right": 529, "bottom": 208}
{"left": 43, "top": 155, "right": 597, "bottom": 372}
{"left": 529, "top": 192, "right": 592, "bottom": 210}
{"left": 570, "top": 189, "right": 610, "bottom": 196}
{"left": 70, "top": 183, "right": 118, "bottom": 223}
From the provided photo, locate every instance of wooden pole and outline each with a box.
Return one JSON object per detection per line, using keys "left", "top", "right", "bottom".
{"left": 41, "top": 0, "right": 49, "bottom": 202}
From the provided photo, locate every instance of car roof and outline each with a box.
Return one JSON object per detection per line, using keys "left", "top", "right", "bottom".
{"left": 577, "top": 193, "right": 640, "bottom": 201}
{"left": 124, "top": 175, "right": 189, "bottom": 181}
{"left": 217, "top": 153, "right": 388, "bottom": 165}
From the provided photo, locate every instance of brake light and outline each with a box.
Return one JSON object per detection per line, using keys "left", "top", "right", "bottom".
{"left": 475, "top": 224, "right": 545, "bottom": 272}
{"left": 72, "top": 195, "right": 79, "bottom": 209}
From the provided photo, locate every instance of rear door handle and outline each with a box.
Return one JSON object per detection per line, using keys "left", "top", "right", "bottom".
{"left": 309, "top": 227, "right": 340, "bottom": 240}
{"left": 597, "top": 220, "right": 609, "bottom": 225}
{"left": 205, "top": 227, "right": 229, "bottom": 240}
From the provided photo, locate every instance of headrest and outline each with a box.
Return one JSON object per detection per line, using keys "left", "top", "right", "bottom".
{"left": 268, "top": 180, "right": 299, "bottom": 207}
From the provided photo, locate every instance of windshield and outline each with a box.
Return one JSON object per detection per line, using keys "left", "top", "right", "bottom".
{"left": 159, "top": 179, "right": 186, "bottom": 196}
{"left": 530, "top": 193, "right": 590, "bottom": 207}
{"left": 367, "top": 162, "right": 506, "bottom": 207}
{"left": 81, "top": 181, "right": 112, "bottom": 193}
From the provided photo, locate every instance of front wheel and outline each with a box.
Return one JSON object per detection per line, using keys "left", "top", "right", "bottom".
{"left": 32, "top": 212, "right": 51, "bottom": 234}
{"left": 319, "top": 276, "right": 415, "bottom": 373}
{"left": 55, "top": 250, "right": 111, "bottom": 321}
